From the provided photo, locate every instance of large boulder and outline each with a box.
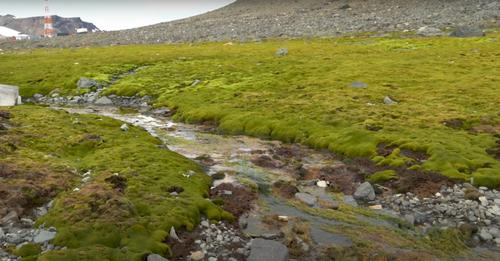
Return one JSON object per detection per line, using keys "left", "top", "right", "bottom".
{"left": 353, "top": 182, "right": 376, "bottom": 201}
{"left": 0, "top": 84, "right": 21, "bottom": 106}
{"left": 247, "top": 239, "right": 288, "bottom": 261}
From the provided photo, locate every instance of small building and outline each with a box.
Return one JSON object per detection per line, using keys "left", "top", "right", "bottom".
{"left": 0, "top": 84, "right": 22, "bottom": 106}
{"left": 0, "top": 26, "right": 30, "bottom": 41}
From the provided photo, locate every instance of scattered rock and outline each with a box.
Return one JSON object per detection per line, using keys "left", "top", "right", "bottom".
{"left": 343, "top": 195, "right": 358, "bottom": 207}
{"left": 247, "top": 238, "right": 288, "bottom": 261}
{"left": 450, "top": 26, "right": 485, "bottom": 37}
{"left": 33, "top": 229, "right": 57, "bottom": 244}
{"left": 120, "top": 124, "right": 129, "bottom": 131}
{"left": 190, "top": 251, "right": 205, "bottom": 261}
{"left": 350, "top": 81, "right": 368, "bottom": 89}
{"left": 353, "top": 182, "right": 376, "bottom": 201}
{"left": 416, "top": 26, "right": 444, "bottom": 36}
{"left": 94, "top": 96, "right": 114, "bottom": 105}
{"left": 275, "top": 48, "right": 289, "bottom": 57}
{"left": 147, "top": 254, "right": 169, "bottom": 261}
{"left": 170, "top": 227, "right": 180, "bottom": 242}
{"left": 479, "top": 228, "right": 493, "bottom": 241}
{"left": 369, "top": 205, "right": 383, "bottom": 210}
{"left": 1, "top": 211, "right": 18, "bottom": 225}
{"left": 316, "top": 180, "right": 328, "bottom": 188}
{"left": 295, "top": 192, "right": 317, "bottom": 207}
{"left": 77, "top": 77, "right": 99, "bottom": 89}
{"left": 383, "top": 96, "right": 397, "bottom": 105}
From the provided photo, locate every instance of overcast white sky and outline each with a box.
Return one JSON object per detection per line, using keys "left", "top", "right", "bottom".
{"left": 0, "top": 0, "right": 235, "bottom": 31}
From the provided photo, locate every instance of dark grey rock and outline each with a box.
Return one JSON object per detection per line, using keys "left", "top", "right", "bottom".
{"left": 247, "top": 239, "right": 288, "bottom": 261}
{"left": 147, "top": 254, "right": 169, "bottom": 261}
{"left": 354, "top": 182, "right": 376, "bottom": 201}
{"left": 77, "top": 77, "right": 99, "bottom": 89}
{"left": 295, "top": 192, "right": 317, "bottom": 206}
{"left": 450, "top": 26, "right": 485, "bottom": 37}
{"left": 94, "top": 96, "right": 113, "bottom": 105}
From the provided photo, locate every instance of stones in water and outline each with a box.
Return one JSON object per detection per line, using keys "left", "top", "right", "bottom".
{"left": 350, "top": 81, "right": 368, "bottom": 89}
{"left": 247, "top": 238, "right": 288, "bottom": 261}
{"left": 275, "top": 48, "right": 289, "bottom": 57}
{"left": 33, "top": 229, "right": 56, "bottom": 244}
{"left": 295, "top": 192, "right": 317, "bottom": 207}
{"left": 94, "top": 96, "right": 114, "bottom": 106}
{"left": 450, "top": 26, "right": 485, "bottom": 38}
{"left": 383, "top": 96, "right": 397, "bottom": 105}
{"left": 147, "top": 254, "right": 169, "bottom": 261}
{"left": 0, "top": 84, "right": 21, "bottom": 107}
{"left": 353, "top": 182, "right": 376, "bottom": 201}
{"left": 77, "top": 77, "right": 99, "bottom": 89}
{"left": 416, "top": 26, "right": 444, "bottom": 36}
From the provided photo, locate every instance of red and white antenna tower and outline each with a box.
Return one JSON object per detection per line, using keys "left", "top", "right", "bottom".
{"left": 43, "top": 0, "right": 55, "bottom": 38}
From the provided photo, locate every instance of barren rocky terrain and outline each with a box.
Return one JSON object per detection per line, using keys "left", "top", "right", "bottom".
{"left": 1, "top": 0, "right": 499, "bottom": 49}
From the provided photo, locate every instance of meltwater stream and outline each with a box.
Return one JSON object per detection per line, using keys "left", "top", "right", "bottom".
{"left": 61, "top": 106, "right": 355, "bottom": 247}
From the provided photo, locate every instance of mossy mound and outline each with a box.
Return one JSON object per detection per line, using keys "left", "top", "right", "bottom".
{"left": 2, "top": 106, "right": 230, "bottom": 260}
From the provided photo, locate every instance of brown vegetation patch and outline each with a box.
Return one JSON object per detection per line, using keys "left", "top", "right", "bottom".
{"left": 210, "top": 183, "right": 257, "bottom": 218}
{"left": 272, "top": 180, "right": 299, "bottom": 199}
{"left": 486, "top": 139, "right": 500, "bottom": 160}
{"left": 400, "top": 149, "right": 429, "bottom": 162}
{"left": 0, "top": 110, "right": 11, "bottom": 119}
{"left": 377, "top": 143, "right": 398, "bottom": 157}
{"left": 0, "top": 162, "right": 74, "bottom": 218}
{"left": 105, "top": 174, "right": 128, "bottom": 193}
{"left": 442, "top": 118, "right": 465, "bottom": 129}
{"left": 251, "top": 155, "right": 285, "bottom": 169}
{"left": 60, "top": 183, "right": 134, "bottom": 222}
{"left": 388, "top": 170, "right": 454, "bottom": 197}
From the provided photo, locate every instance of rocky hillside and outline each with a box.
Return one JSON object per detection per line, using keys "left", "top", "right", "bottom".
{"left": 0, "top": 14, "right": 99, "bottom": 36}
{"left": 1, "top": 0, "right": 499, "bottom": 48}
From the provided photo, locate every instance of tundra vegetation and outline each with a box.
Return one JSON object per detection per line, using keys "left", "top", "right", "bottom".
{"left": 0, "top": 30, "right": 499, "bottom": 259}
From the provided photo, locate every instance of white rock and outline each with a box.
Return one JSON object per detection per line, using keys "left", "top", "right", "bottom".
{"left": 278, "top": 216, "right": 289, "bottom": 222}
{"left": 190, "top": 251, "right": 205, "bottom": 261}
{"left": 34, "top": 229, "right": 56, "bottom": 243}
{"left": 479, "top": 196, "right": 488, "bottom": 206}
{"left": 316, "top": 180, "right": 328, "bottom": 188}
{"left": 120, "top": 124, "right": 129, "bottom": 131}
{"left": 369, "top": 205, "right": 383, "bottom": 210}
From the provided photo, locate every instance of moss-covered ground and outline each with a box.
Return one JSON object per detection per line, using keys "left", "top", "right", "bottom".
{"left": 1, "top": 32, "right": 498, "bottom": 187}
{"left": 1, "top": 106, "right": 230, "bottom": 260}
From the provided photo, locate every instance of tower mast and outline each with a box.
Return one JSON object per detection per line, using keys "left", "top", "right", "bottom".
{"left": 43, "top": 0, "right": 55, "bottom": 38}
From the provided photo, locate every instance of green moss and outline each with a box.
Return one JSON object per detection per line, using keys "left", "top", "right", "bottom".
{"left": 1, "top": 31, "right": 499, "bottom": 187}
{"left": 14, "top": 243, "right": 41, "bottom": 258}
{"left": 367, "top": 170, "right": 398, "bottom": 183}
{"left": 2, "top": 106, "right": 227, "bottom": 260}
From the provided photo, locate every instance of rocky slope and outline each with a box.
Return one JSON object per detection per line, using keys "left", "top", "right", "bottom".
{"left": 1, "top": 0, "right": 499, "bottom": 49}
{"left": 0, "top": 14, "right": 99, "bottom": 36}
